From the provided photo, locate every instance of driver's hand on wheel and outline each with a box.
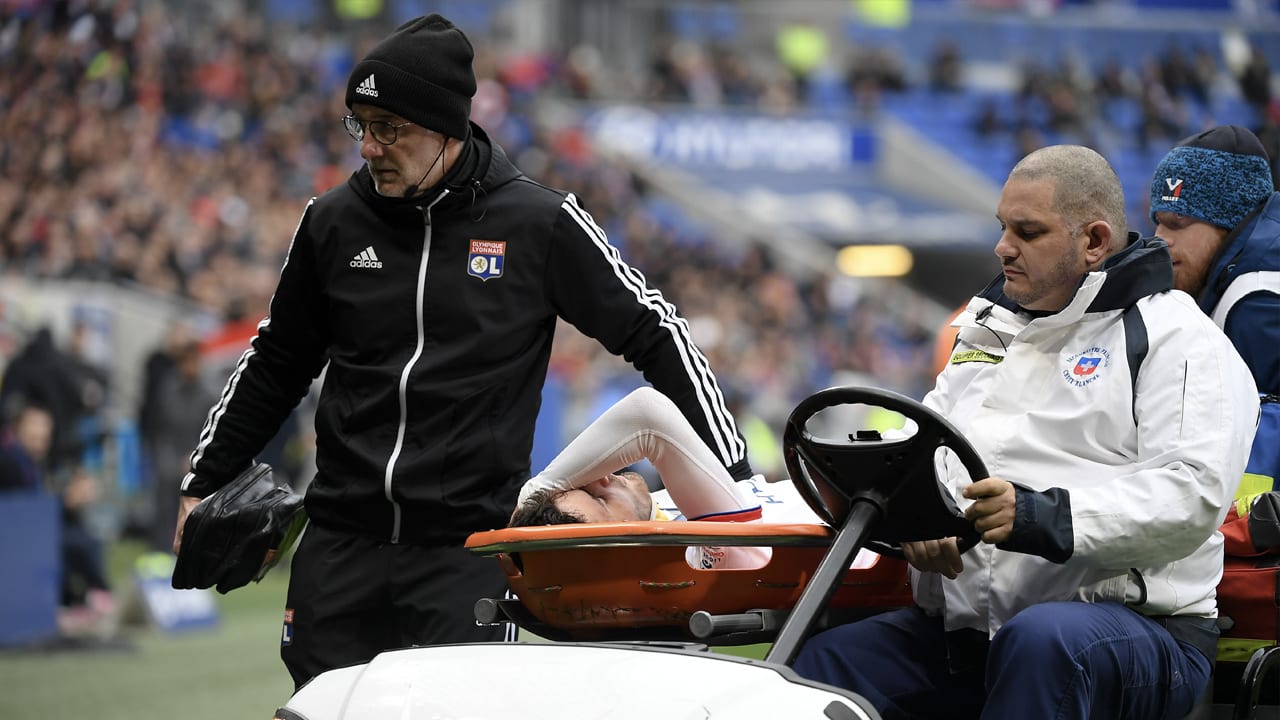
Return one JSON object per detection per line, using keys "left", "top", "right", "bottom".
{"left": 902, "top": 538, "right": 963, "bottom": 579}
{"left": 963, "top": 477, "right": 1016, "bottom": 545}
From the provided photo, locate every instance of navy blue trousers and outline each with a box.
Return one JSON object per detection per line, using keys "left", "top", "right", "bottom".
{"left": 792, "top": 603, "right": 1210, "bottom": 720}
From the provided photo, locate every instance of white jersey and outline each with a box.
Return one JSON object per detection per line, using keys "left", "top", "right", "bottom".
{"left": 653, "top": 475, "right": 816, "bottom": 523}
{"left": 655, "top": 476, "right": 881, "bottom": 571}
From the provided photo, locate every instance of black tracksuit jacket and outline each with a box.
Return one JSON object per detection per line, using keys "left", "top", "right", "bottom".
{"left": 181, "top": 124, "right": 751, "bottom": 544}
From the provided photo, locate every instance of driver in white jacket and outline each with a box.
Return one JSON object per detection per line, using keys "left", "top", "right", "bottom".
{"left": 793, "top": 145, "right": 1259, "bottom": 720}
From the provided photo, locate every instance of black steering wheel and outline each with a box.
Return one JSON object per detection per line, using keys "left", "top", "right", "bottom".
{"left": 782, "top": 385, "right": 986, "bottom": 557}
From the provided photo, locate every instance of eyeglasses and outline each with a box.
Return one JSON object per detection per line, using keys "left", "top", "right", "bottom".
{"left": 342, "top": 116, "right": 413, "bottom": 145}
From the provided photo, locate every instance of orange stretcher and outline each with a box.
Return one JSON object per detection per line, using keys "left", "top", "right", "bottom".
{"left": 465, "top": 521, "right": 913, "bottom": 643}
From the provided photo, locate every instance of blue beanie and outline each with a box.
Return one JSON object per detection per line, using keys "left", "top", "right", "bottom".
{"left": 1150, "top": 125, "right": 1274, "bottom": 229}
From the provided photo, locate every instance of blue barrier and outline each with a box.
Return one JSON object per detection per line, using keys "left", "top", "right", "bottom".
{"left": 0, "top": 492, "right": 61, "bottom": 646}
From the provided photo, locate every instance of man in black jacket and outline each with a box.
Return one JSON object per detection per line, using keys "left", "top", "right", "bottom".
{"left": 171, "top": 14, "right": 754, "bottom": 689}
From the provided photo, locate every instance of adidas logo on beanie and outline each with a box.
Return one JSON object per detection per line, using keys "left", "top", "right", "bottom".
{"left": 344, "top": 14, "right": 476, "bottom": 140}
{"left": 1150, "top": 125, "right": 1274, "bottom": 230}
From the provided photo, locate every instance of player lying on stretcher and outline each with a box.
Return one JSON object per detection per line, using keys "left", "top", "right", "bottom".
{"left": 509, "top": 386, "right": 879, "bottom": 571}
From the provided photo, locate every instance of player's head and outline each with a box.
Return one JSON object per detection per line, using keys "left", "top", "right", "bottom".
{"left": 509, "top": 472, "right": 653, "bottom": 527}
{"left": 508, "top": 488, "right": 585, "bottom": 527}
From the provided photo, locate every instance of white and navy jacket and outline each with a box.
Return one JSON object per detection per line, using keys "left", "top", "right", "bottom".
{"left": 182, "top": 124, "right": 750, "bottom": 545}
{"left": 1199, "top": 191, "right": 1280, "bottom": 397}
{"left": 916, "top": 236, "right": 1259, "bottom": 655}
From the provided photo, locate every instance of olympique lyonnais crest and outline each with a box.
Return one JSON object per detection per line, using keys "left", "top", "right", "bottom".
{"left": 1063, "top": 347, "right": 1111, "bottom": 388}
{"left": 467, "top": 239, "right": 505, "bottom": 281}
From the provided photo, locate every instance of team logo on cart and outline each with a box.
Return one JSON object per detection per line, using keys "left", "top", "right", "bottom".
{"left": 467, "top": 239, "right": 505, "bottom": 281}
{"left": 1063, "top": 347, "right": 1110, "bottom": 388}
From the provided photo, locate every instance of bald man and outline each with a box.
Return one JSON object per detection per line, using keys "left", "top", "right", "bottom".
{"left": 794, "top": 145, "right": 1259, "bottom": 720}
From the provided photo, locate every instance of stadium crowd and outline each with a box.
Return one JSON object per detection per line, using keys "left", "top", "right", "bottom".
{"left": 0, "top": 0, "right": 941, "bottom": 456}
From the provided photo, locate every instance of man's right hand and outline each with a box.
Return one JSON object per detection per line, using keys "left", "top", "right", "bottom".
{"left": 902, "top": 537, "right": 964, "bottom": 579}
{"left": 173, "top": 495, "right": 203, "bottom": 555}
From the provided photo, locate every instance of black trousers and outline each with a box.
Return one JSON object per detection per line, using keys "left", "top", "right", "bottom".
{"left": 280, "top": 522, "right": 511, "bottom": 690}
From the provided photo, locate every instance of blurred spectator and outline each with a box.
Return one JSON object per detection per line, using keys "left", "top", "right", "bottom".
{"left": 973, "top": 98, "right": 1006, "bottom": 138}
{"left": 1017, "top": 58, "right": 1054, "bottom": 103}
{"left": 648, "top": 38, "right": 699, "bottom": 103}
{"left": 847, "top": 46, "right": 908, "bottom": 113}
{"left": 1189, "top": 47, "right": 1217, "bottom": 105}
{"left": 139, "top": 334, "right": 216, "bottom": 552}
{"left": 0, "top": 401, "right": 53, "bottom": 492}
{"left": 1094, "top": 59, "right": 1136, "bottom": 101}
{"left": 137, "top": 321, "right": 197, "bottom": 451}
{"left": 134, "top": 320, "right": 190, "bottom": 537}
{"left": 668, "top": 40, "right": 725, "bottom": 107}
{"left": 1257, "top": 102, "right": 1280, "bottom": 188}
{"left": 1159, "top": 44, "right": 1208, "bottom": 106}
{"left": 63, "top": 319, "right": 111, "bottom": 471}
{"left": 1136, "top": 57, "right": 1190, "bottom": 152}
{"left": 929, "top": 40, "right": 963, "bottom": 93}
{"left": 1045, "top": 81, "right": 1086, "bottom": 137}
{"left": 0, "top": 327, "right": 85, "bottom": 472}
{"left": 711, "top": 44, "right": 762, "bottom": 106}
{"left": 1239, "top": 44, "right": 1273, "bottom": 112}
{"left": 57, "top": 465, "right": 115, "bottom": 636}
{"left": 1012, "top": 55, "right": 1097, "bottom": 145}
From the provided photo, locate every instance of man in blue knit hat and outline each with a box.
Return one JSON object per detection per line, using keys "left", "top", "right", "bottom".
{"left": 1150, "top": 124, "right": 1277, "bottom": 324}
{"left": 1151, "top": 125, "right": 1280, "bottom": 664}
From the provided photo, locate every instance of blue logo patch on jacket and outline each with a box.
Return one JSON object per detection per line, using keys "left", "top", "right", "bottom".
{"left": 467, "top": 239, "right": 505, "bottom": 281}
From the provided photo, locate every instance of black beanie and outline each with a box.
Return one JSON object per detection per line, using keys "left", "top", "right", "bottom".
{"left": 1150, "top": 125, "right": 1274, "bottom": 229}
{"left": 345, "top": 14, "right": 476, "bottom": 140}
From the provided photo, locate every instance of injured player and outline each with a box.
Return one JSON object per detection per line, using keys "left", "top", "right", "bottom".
{"left": 509, "top": 387, "right": 878, "bottom": 570}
